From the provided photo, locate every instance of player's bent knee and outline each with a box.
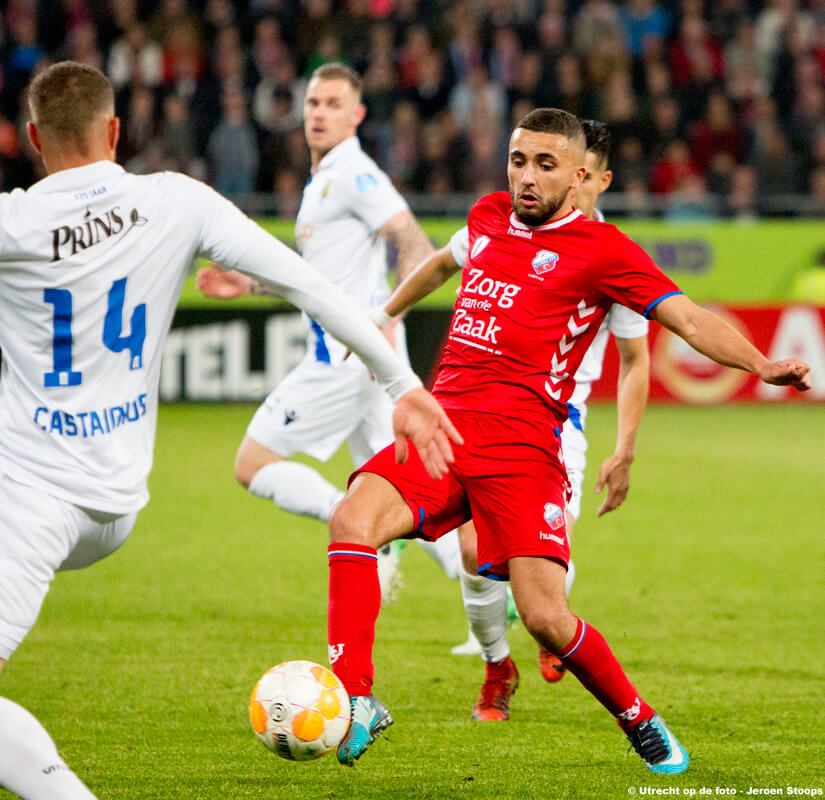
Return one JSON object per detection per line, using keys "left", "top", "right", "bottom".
{"left": 234, "top": 436, "right": 286, "bottom": 489}
{"left": 520, "top": 606, "right": 575, "bottom": 653}
{"left": 329, "top": 473, "right": 414, "bottom": 548}
{"left": 328, "top": 495, "right": 378, "bottom": 546}
{"left": 234, "top": 451, "right": 261, "bottom": 488}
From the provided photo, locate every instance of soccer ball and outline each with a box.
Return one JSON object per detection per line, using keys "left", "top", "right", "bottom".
{"left": 249, "top": 660, "right": 350, "bottom": 761}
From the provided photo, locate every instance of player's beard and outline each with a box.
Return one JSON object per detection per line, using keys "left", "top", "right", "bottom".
{"left": 511, "top": 186, "right": 570, "bottom": 226}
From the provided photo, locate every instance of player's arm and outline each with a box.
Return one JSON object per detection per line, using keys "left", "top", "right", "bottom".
{"left": 371, "top": 244, "right": 461, "bottom": 327}
{"left": 197, "top": 213, "right": 433, "bottom": 299}
{"left": 189, "top": 181, "right": 463, "bottom": 476}
{"left": 241, "top": 237, "right": 463, "bottom": 475}
{"left": 595, "top": 334, "right": 649, "bottom": 517}
{"left": 650, "top": 294, "right": 812, "bottom": 390}
{"left": 377, "top": 209, "right": 435, "bottom": 283}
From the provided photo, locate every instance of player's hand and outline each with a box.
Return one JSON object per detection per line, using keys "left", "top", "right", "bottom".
{"left": 392, "top": 387, "right": 463, "bottom": 480}
{"left": 196, "top": 266, "right": 255, "bottom": 298}
{"left": 758, "top": 359, "right": 812, "bottom": 391}
{"left": 594, "top": 453, "right": 633, "bottom": 517}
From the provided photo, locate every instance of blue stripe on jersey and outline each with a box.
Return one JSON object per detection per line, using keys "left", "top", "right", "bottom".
{"left": 566, "top": 402, "right": 584, "bottom": 432}
{"left": 644, "top": 291, "right": 683, "bottom": 318}
{"left": 308, "top": 317, "right": 331, "bottom": 363}
{"left": 417, "top": 507, "right": 426, "bottom": 534}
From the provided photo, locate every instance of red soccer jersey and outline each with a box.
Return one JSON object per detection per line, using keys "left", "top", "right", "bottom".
{"left": 432, "top": 192, "right": 682, "bottom": 428}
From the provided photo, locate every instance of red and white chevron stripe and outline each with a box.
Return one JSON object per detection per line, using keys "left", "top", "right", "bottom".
{"left": 544, "top": 299, "right": 597, "bottom": 400}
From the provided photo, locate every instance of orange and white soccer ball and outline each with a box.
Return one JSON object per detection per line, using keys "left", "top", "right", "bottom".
{"left": 249, "top": 661, "right": 350, "bottom": 761}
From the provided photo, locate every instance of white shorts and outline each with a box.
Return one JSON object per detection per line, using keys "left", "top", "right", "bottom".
{"left": 247, "top": 354, "right": 395, "bottom": 468}
{"left": 561, "top": 410, "right": 588, "bottom": 522}
{"left": 247, "top": 325, "right": 409, "bottom": 469}
{"left": 0, "top": 473, "right": 136, "bottom": 660}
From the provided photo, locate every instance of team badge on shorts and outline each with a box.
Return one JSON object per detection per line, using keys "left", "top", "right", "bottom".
{"left": 543, "top": 503, "right": 565, "bottom": 531}
{"left": 532, "top": 250, "right": 558, "bottom": 275}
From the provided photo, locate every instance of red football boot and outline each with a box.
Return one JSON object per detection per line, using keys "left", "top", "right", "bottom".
{"left": 472, "top": 656, "right": 520, "bottom": 721}
{"left": 538, "top": 646, "right": 567, "bottom": 683}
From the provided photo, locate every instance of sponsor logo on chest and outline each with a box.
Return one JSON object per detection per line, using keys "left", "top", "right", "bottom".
{"left": 50, "top": 205, "right": 147, "bottom": 263}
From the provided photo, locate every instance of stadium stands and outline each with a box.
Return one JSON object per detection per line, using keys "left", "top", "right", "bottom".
{"left": 2, "top": 0, "right": 825, "bottom": 216}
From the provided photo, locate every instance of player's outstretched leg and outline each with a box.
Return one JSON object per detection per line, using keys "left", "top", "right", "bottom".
{"left": 327, "top": 474, "right": 413, "bottom": 765}
{"left": 510, "top": 557, "right": 689, "bottom": 774}
{"left": 0, "top": 696, "right": 99, "bottom": 799}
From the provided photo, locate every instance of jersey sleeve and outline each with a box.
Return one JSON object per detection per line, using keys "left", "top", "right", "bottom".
{"left": 175, "top": 174, "right": 421, "bottom": 401}
{"left": 607, "top": 304, "right": 649, "bottom": 338}
{"left": 448, "top": 226, "right": 469, "bottom": 269}
{"left": 593, "top": 228, "right": 683, "bottom": 318}
{"left": 0, "top": 193, "right": 10, "bottom": 259}
{"left": 344, "top": 164, "right": 409, "bottom": 233}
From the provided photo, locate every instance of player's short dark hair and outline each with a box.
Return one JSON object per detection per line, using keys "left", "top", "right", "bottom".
{"left": 580, "top": 119, "right": 611, "bottom": 169}
{"left": 310, "top": 62, "right": 363, "bottom": 98}
{"left": 515, "top": 108, "right": 585, "bottom": 150}
{"left": 27, "top": 61, "right": 114, "bottom": 141}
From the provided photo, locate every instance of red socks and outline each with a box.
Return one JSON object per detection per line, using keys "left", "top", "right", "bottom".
{"left": 559, "top": 618, "right": 654, "bottom": 728}
{"left": 327, "top": 543, "right": 382, "bottom": 697}
{"left": 327, "top": 545, "right": 652, "bottom": 728}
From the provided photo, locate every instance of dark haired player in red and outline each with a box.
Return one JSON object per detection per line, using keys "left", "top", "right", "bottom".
{"left": 328, "top": 109, "right": 811, "bottom": 771}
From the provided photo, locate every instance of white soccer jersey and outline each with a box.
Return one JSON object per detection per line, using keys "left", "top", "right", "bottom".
{"left": 0, "top": 161, "right": 419, "bottom": 514}
{"left": 295, "top": 136, "right": 409, "bottom": 362}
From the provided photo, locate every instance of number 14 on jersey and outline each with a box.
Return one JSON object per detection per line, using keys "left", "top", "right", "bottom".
{"left": 43, "top": 277, "right": 146, "bottom": 387}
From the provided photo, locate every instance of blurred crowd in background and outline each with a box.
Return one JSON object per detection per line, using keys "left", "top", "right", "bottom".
{"left": 3, "top": 0, "right": 825, "bottom": 217}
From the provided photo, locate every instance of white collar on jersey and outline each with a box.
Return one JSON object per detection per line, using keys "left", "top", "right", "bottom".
{"left": 28, "top": 160, "right": 125, "bottom": 194}
{"left": 508, "top": 207, "right": 582, "bottom": 231}
{"left": 315, "top": 136, "right": 362, "bottom": 173}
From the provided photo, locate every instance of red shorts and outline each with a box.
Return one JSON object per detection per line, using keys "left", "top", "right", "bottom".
{"left": 350, "top": 411, "right": 571, "bottom": 580}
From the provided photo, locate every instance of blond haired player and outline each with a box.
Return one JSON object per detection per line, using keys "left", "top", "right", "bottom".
{"left": 198, "top": 63, "right": 464, "bottom": 598}
{"left": 0, "top": 61, "right": 458, "bottom": 800}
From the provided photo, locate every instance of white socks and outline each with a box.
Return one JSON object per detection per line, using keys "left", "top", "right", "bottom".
{"left": 417, "top": 530, "right": 463, "bottom": 580}
{"left": 248, "top": 461, "right": 345, "bottom": 522}
{"left": 0, "top": 697, "right": 97, "bottom": 800}
{"left": 565, "top": 558, "right": 576, "bottom": 597}
{"left": 458, "top": 560, "right": 575, "bottom": 664}
{"left": 460, "top": 570, "right": 510, "bottom": 663}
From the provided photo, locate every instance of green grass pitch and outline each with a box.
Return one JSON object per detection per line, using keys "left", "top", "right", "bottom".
{"left": 2, "top": 404, "right": 823, "bottom": 799}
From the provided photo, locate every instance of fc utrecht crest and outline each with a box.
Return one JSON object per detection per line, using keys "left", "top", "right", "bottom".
{"left": 471, "top": 235, "right": 490, "bottom": 259}
{"left": 532, "top": 250, "right": 559, "bottom": 275}
{"left": 543, "top": 503, "right": 565, "bottom": 531}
